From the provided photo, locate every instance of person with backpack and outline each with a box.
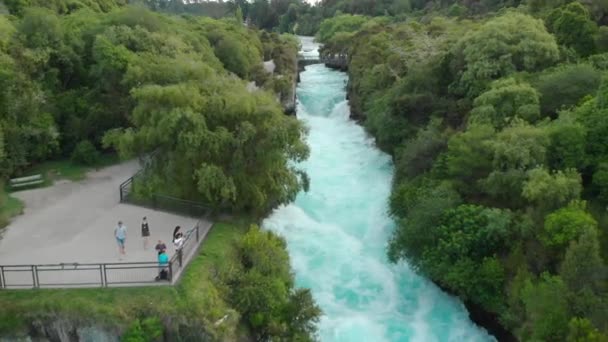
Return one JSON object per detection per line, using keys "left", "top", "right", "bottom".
{"left": 156, "top": 249, "right": 169, "bottom": 281}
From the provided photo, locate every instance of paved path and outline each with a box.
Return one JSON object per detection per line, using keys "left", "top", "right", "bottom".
{"left": 0, "top": 161, "right": 206, "bottom": 266}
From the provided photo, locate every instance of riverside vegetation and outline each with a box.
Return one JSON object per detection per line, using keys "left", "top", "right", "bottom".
{"left": 314, "top": 0, "right": 608, "bottom": 341}
{"left": 0, "top": 1, "right": 320, "bottom": 341}
{"left": 0, "top": 221, "right": 320, "bottom": 341}
{"left": 3, "top": 0, "right": 608, "bottom": 340}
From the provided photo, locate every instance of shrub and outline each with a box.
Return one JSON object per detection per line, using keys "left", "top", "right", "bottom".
{"left": 122, "top": 318, "right": 163, "bottom": 342}
{"left": 71, "top": 140, "right": 100, "bottom": 166}
{"left": 542, "top": 201, "right": 597, "bottom": 252}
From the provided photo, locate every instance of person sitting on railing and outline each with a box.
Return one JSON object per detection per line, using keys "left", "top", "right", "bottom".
{"left": 156, "top": 250, "right": 169, "bottom": 281}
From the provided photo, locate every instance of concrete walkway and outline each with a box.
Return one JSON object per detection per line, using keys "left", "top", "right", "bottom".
{"left": 0, "top": 161, "right": 208, "bottom": 266}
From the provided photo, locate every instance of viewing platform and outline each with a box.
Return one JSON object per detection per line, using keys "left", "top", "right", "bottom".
{"left": 0, "top": 161, "right": 213, "bottom": 289}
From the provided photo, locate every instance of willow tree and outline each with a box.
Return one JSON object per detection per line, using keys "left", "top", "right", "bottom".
{"left": 104, "top": 75, "right": 309, "bottom": 213}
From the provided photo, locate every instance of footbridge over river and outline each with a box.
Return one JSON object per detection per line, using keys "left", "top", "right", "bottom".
{"left": 297, "top": 54, "right": 348, "bottom": 70}
{"left": 298, "top": 54, "right": 321, "bottom": 66}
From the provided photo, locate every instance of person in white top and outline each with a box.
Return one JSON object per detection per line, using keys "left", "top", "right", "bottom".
{"left": 173, "top": 234, "right": 185, "bottom": 251}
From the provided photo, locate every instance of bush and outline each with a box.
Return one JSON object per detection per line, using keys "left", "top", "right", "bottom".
{"left": 122, "top": 318, "right": 163, "bottom": 342}
{"left": 542, "top": 201, "right": 597, "bottom": 253}
{"left": 229, "top": 225, "right": 321, "bottom": 340}
{"left": 71, "top": 140, "right": 100, "bottom": 166}
{"left": 588, "top": 53, "right": 608, "bottom": 70}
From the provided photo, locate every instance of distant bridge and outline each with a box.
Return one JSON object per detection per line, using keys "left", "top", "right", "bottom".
{"left": 297, "top": 54, "right": 347, "bottom": 70}
{"left": 297, "top": 55, "right": 321, "bottom": 66}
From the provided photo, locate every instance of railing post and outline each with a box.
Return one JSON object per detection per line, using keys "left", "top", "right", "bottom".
{"left": 0, "top": 266, "right": 4, "bottom": 289}
{"left": 102, "top": 264, "right": 108, "bottom": 287}
{"left": 178, "top": 249, "right": 183, "bottom": 267}
{"left": 168, "top": 262, "right": 173, "bottom": 282}
{"left": 99, "top": 264, "right": 105, "bottom": 287}
{"left": 32, "top": 265, "right": 38, "bottom": 289}
{"left": 196, "top": 225, "right": 199, "bottom": 242}
{"left": 119, "top": 185, "right": 123, "bottom": 202}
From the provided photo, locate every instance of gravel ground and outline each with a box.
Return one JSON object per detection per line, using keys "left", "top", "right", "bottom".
{"left": 0, "top": 161, "right": 204, "bottom": 266}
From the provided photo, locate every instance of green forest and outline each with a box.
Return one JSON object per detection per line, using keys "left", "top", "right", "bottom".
{"left": 0, "top": 222, "right": 322, "bottom": 341}
{"left": 0, "top": 0, "right": 306, "bottom": 213}
{"left": 0, "top": 1, "right": 319, "bottom": 340}
{"left": 316, "top": 0, "right": 608, "bottom": 341}
{"left": 3, "top": 0, "right": 608, "bottom": 340}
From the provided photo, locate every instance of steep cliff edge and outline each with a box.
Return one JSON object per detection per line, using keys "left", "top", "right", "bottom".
{"left": 255, "top": 33, "right": 299, "bottom": 115}
{"left": 1, "top": 317, "right": 219, "bottom": 342}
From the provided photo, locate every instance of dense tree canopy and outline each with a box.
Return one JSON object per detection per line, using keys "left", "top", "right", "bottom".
{"left": 4, "top": 0, "right": 608, "bottom": 339}
{"left": 0, "top": 2, "right": 321, "bottom": 340}
{"left": 105, "top": 78, "right": 308, "bottom": 212}
{"left": 469, "top": 78, "right": 541, "bottom": 128}
{"left": 319, "top": 2, "right": 608, "bottom": 339}
{"left": 450, "top": 12, "right": 560, "bottom": 98}
{"left": 0, "top": 3, "right": 307, "bottom": 214}
{"left": 546, "top": 2, "right": 598, "bottom": 56}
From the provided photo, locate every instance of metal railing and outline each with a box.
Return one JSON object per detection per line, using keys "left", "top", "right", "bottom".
{"left": 168, "top": 218, "right": 211, "bottom": 281}
{"left": 0, "top": 221, "right": 211, "bottom": 289}
{"left": 0, "top": 262, "right": 172, "bottom": 289}
{"left": 0, "top": 165, "right": 215, "bottom": 290}
{"left": 119, "top": 173, "right": 213, "bottom": 219}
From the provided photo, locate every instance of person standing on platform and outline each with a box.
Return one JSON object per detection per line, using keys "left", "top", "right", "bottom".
{"left": 155, "top": 240, "right": 167, "bottom": 253}
{"left": 114, "top": 221, "right": 127, "bottom": 259}
{"left": 172, "top": 225, "right": 182, "bottom": 242}
{"left": 141, "top": 216, "right": 150, "bottom": 250}
{"left": 156, "top": 249, "right": 169, "bottom": 281}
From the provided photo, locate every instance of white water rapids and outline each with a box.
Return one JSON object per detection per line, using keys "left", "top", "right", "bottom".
{"left": 263, "top": 37, "right": 494, "bottom": 342}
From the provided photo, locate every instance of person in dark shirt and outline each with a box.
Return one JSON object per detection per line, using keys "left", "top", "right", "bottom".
{"left": 141, "top": 216, "right": 151, "bottom": 250}
{"left": 155, "top": 240, "right": 166, "bottom": 253}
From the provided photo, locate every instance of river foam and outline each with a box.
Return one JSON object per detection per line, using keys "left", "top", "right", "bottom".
{"left": 262, "top": 45, "right": 495, "bottom": 342}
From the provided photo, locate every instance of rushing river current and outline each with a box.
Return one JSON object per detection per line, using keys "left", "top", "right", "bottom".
{"left": 263, "top": 37, "right": 494, "bottom": 342}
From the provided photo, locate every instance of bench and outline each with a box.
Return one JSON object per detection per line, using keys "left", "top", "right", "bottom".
{"left": 9, "top": 174, "right": 44, "bottom": 189}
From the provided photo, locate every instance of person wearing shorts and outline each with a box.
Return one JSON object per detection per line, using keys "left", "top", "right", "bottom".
{"left": 141, "top": 216, "right": 150, "bottom": 250}
{"left": 114, "top": 221, "right": 127, "bottom": 259}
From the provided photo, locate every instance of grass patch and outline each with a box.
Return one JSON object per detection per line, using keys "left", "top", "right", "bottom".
{"left": 0, "top": 286, "right": 179, "bottom": 334}
{"left": 0, "top": 190, "right": 24, "bottom": 228}
{"left": 0, "top": 220, "right": 250, "bottom": 338}
{"left": 8, "top": 154, "right": 121, "bottom": 193}
{"left": 3, "top": 194, "right": 24, "bottom": 218}
{"left": 23, "top": 154, "right": 120, "bottom": 183}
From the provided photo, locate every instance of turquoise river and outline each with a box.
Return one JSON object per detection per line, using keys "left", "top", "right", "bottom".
{"left": 263, "top": 37, "right": 495, "bottom": 342}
